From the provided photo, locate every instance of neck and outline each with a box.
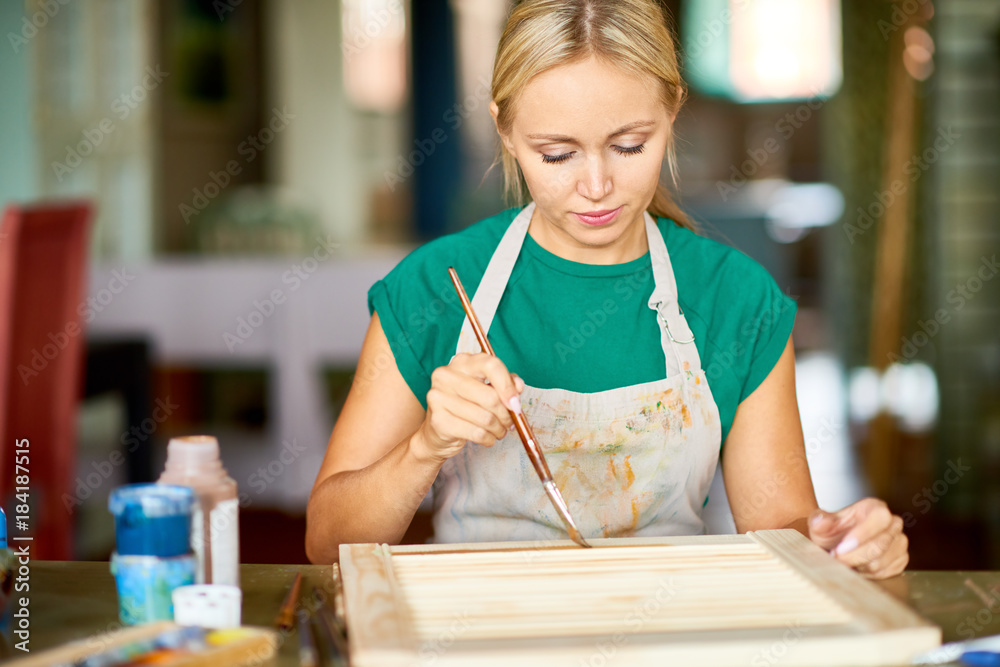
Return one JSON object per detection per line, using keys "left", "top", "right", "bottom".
{"left": 527, "top": 207, "right": 649, "bottom": 265}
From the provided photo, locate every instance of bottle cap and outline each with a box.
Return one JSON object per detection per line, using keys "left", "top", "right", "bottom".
{"left": 109, "top": 484, "right": 195, "bottom": 557}
{"left": 172, "top": 584, "right": 242, "bottom": 628}
{"left": 163, "top": 435, "right": 225, "bottom": 477}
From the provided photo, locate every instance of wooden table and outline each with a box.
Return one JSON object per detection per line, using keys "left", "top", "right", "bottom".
{"left": 8, "top": 563, "right": 1000, "bottom": 666}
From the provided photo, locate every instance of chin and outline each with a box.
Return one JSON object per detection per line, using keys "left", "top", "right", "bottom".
{"left": 564, "top": 217, "right": 628, "bottom": 247}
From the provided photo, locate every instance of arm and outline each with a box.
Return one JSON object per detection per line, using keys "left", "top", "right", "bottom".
{"left": 304, "top": 312, "right": 438, "bottom": 563}
{"left": 305, "top": 312, "right": 523, "bottom": 564}
{"left": 721, "top": 335, "right": 818, "bottom": 535}
{"left": 721, "top": 335, "right": 909, "bottom": 579}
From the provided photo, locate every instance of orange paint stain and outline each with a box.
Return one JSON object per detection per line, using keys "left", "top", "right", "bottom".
{"left": 681, "top": 403, "right": 692, "bottom": 427}
{"left": 696, "top": 376, "right": 701, "bottom": 385}
{"left": 630, "top": 497, "right": 641, "bottom": 531}
{"left": 623, "top": 455, "right": 635, "bottom": 489}
{"left": 608, "top": 456, "right": 618, "bottom": 480}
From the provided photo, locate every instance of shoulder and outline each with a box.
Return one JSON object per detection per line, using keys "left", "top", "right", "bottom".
{"left": 653, "top": 217, "right": 794, "bottom": 331}
{"left": 366, "top": 207, "right": 523, "bottom": 406}
{"left": 375, "top": 206, "right": 521, "bottom": 303}
{"left": 654, "top": 218, "right": 774, "bottom": 289}
{"left": 654, "top": 217, "right": 796, "bottom": 407}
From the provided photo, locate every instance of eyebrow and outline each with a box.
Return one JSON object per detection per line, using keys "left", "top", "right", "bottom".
{"left": 526, "top": 120, "right": 656, "bottom": 142}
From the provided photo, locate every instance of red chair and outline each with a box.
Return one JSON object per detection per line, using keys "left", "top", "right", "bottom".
{"left": 0, "top": 202, "right": 92, "bottom": 560}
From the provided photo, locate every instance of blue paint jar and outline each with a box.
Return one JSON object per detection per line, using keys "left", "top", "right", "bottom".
{"left": 110, "top": 553, "right": 197, "bottom": 625}
{"left": 108, "top": 484, "right": 195, "bottom": 557}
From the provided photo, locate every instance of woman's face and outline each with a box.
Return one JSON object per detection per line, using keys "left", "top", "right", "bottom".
{"left": 492, "top": 55, "right": 674, "bottom": 261}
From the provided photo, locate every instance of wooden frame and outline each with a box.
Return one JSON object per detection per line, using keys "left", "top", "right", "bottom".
{"left": 339, "top": 530, "right": 940, "bottom": 666}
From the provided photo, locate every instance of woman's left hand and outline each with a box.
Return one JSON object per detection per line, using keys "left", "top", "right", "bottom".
{"left": 806, "top": 498, "right": 909, "bottom": 580}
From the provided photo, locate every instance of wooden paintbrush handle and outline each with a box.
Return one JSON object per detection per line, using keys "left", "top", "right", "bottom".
{"left": 512, "top": 411, "right": 553, "bottom": 482}
{"left": 447, "top": 267, "right": 553, "bottom": 481}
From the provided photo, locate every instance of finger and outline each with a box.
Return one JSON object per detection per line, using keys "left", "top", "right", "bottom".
{"left": 837, "top": 515, "right": 903, "bottom": 568}
{"left": 511, "top": 373, "right": 526, "bottom": 393}
{"left": 436, "top": 403, "right": 504, "bottom": 447}
{"left": 829, "top": 498, "right": 894, "bottom": 558}
{"left": 451, "top": 354, "right": 522, "bottom": 413}
{"left": 433, "top": 361, "right": 511, "bottom": 406}
{"left": 439, "top": 393, "right": 509, "bottom": 442}
{"left": 429, "top": 373, "right": 514, "bottom": 434}
{"left": 807, "top": 509, "right": 852, "bottom": 550}
{"left": 859, "top": 546, "right": 909, "bottom": 580}
{"left": 860, "top": 527, "right": 908, "bottom": 574}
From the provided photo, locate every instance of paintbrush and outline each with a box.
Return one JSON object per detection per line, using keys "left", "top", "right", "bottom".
{"left": 447, "top": 266, "right": 591, "bottom": 548}
{"left": 274, "top": 572, "right": 303, "bottom": 632}
{"left": 312, "top": 586, "right": 349, "bottom": 666}
{"left": 297, "top": 612, "right": 319, "bottom": 667}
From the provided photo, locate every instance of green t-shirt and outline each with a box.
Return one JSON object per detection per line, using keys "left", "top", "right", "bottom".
{"left": 368, "top": 206, "right": 796, "bottom": 445}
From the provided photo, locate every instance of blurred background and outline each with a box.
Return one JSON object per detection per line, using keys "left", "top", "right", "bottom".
{"left": 0, "top": 0, "right": 997, "bottom": 568}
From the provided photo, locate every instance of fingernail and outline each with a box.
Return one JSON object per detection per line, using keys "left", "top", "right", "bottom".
{"left": 508, "top": 396, "right": 522, "bottom": 413}
{"left": 810, "top": 513, "right": 825, "bottom": 528}
{"left": 835, "top": 536, "right": 858, "bottom": 556}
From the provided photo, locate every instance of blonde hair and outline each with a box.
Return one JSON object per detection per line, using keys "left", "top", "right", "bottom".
{"left": 492, "top": 0, "right": 695, "bottom": 231}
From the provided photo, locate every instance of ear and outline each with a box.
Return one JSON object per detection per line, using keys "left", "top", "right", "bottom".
{"left": 665, "top": 83, "right": 683, "bottom": 124}
{"left": 490, "top": 101, "right": 517, "bottom": 155}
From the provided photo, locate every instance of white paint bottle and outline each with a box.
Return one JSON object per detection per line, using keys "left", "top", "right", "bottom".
{"left": 158, "top": 435, "right": 240, "bottom": 587}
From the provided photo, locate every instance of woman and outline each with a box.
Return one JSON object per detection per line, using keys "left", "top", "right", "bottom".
{"left": 306, "top": 0, "right": 909, "bottom": 579}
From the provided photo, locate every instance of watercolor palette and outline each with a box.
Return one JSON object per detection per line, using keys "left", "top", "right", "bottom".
{"left": 339, "top": 530, "right": 940, "bottom": 666}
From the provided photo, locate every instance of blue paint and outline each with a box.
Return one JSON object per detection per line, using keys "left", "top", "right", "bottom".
{"left": 110, "top": 553, "right": 196, "bottom": 625}
{"left": 963, "top": 652, "right": 1000, "bottom": 667}
{"left": 109, "top": 484, "right": 194, "bottom": 557}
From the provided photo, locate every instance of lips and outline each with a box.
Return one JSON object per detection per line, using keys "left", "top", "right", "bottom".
{"left": 574, "top": 206, "right": 623, "bottom": 226}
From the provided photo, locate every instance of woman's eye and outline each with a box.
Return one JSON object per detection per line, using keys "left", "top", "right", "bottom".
{"left": 541, "top": 152, "right": 573, "bottom": 164}
{"left": 614, "top": 144, "right": 645, "bottom": 156}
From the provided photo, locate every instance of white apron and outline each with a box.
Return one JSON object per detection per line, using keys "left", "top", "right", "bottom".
{"left": 433, "top": 202, "right": 723, "bottom": 542}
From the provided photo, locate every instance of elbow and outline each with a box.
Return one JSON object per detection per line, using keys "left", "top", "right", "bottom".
{"left": 305, "top": 533, "right": 338, "bottom": 565}
{"left": 305, "top": 492, "right": 340, "bottom": 565}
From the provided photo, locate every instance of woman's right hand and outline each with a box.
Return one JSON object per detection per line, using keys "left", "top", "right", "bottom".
{"left": 411, "top": 353, "right": 525, "bottom": 464}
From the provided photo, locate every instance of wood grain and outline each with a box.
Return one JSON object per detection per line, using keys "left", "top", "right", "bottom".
{"left": 340, "top": 530, "right": 941, "bottom": 666}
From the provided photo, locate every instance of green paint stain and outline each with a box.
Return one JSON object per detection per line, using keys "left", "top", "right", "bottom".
{"left": 599, "top": 441, "right": 626, "bottom": 454}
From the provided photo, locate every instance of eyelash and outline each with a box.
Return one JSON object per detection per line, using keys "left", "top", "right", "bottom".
{"left": 541, "top": 144, "right": 646, "bottom": 164}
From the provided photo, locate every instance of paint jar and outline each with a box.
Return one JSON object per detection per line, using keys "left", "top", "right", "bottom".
{"left": 108, "top": 484, "right": 195, "bottom": 557}
{"left": 108, "top": 484, "right": 197, "bottom": 625}
{"left": 110, "top": 553, "right": 197, "bottom": 625}
{"left": 158, "top": 436, "right": 241, "bottom": 587}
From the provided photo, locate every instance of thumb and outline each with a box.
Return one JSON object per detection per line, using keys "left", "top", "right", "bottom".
{"left": 808, "top": 509, "right": 848, "bottom": 550}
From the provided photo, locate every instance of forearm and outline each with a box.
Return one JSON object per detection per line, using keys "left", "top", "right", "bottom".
{"left": 305, "top": 430, "right": 443, "bottom": 564}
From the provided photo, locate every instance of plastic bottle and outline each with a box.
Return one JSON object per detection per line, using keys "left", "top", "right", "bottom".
{"left": 158, "top": 435, "right": 240, "bottom": 587}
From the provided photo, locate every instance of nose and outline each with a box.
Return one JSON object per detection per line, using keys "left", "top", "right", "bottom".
{"left": 576, "top": 154, "right": 612, "bottom": 201}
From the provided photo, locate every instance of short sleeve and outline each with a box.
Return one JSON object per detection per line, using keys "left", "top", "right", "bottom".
{"left": 737, "top": 276, "right": 797, "bottom": 403}
{"left": 367, "top": 279, "right": 433, "bottom": 408}
{"left": 360, "top": 208, "right": 515, "bottom": 409}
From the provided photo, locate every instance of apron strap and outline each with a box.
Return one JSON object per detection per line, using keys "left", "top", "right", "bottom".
{"left": 644, "top": 212, "right": 702, "bottom": 376}
{"left": 455, "top": 202, "right": 536, "bottom": 355}
{"left": 456, "top": 203, "right": 702, "bottom": 378}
